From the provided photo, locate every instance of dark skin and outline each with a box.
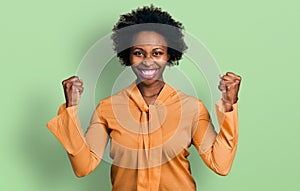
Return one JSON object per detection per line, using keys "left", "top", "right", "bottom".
{"left": 218, "top": 72, "right": 242, "bottom": 111}
{"left": 129, "top": 31, "right": 169, "bottom": 105}
{"left": 62, "top": 32, "right": 242, "bottom": 112}
{"left": 62, "top": 76, "right": 83, "bottom": 108}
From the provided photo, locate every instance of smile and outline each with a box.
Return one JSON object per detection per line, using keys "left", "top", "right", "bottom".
{"left": 138, "top": 69, "right": 159, "bottom": 79}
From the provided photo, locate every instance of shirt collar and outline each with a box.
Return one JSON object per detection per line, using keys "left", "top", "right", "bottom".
{"left": 124, "top": 81, "right": 177, "bottom": 112}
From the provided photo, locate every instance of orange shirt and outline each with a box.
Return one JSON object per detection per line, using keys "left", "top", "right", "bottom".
{"left": 47, "top": 82, "right": 238, "bottom": 191}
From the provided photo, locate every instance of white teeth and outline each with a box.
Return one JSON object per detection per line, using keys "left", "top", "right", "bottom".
{"left": 141, "top": 69, "right": 157, "bottom": 75}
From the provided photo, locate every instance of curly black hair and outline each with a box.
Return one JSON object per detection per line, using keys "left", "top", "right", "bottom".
{"left": 111, "top": 5, "right": 187, "bottom": 66}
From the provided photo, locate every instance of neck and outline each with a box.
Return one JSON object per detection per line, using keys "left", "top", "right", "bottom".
{"left": 137, "top": 80, "right": 165, "bottom": 97}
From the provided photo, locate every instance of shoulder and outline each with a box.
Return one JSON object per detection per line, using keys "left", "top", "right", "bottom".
{"left": 166, "top": 83, "right": 208, "bottom": 113}
{"left": 174, "top": 88, "right": 206, "bottom": 108}
{"left": 95, "top": 83, "right": 133, "bottom": 112}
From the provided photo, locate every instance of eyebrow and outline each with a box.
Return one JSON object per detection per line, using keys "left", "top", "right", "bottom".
{"left": 131, "top": 47, "right": 143, "bottom": 51}
{"left": 131, "top": 47, "right": 165, "bottom": 51}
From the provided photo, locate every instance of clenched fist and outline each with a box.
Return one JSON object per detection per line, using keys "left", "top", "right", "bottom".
{"left": 218, "top": 72, "right": 241, "bottom": 112}
{"left": 62, "top": 76, "right": 84, "bottom": 107}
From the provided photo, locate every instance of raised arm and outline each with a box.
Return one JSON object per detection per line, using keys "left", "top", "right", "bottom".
{"left": 46, "top": 76, "right": 109, "bottom": 177}
{"left": 192, "top": 72, "right": 241, "bottom": 176}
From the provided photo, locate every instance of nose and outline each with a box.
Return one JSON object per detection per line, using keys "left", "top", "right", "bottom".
{"left": 142, "top": 55, "right": 154, "bottom": 66}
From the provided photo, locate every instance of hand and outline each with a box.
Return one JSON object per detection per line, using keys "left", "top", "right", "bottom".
{"left": 62, "top": 76, "right": 84, "bottom": 107}
{"left": 218, "top": 72, "right": 241, "bottom": 112}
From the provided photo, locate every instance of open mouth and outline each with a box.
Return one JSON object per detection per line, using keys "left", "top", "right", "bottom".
{"left": 138, "top": 69, "right": 160, "bottom": 79}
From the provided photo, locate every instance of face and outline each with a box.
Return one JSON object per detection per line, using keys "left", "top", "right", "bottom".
{"left": 129, "top": 31, "right": 169, "bottom": 85}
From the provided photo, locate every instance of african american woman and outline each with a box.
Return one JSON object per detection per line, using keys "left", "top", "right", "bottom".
{"left": 47, "top": 5, "right": 242, "bottom": 191}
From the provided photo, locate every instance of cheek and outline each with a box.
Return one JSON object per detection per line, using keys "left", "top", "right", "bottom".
{"left": 156, "top": 56, "right": 169, "bottom": 65}
{"left": 159, "top": 52, "right": 169, "bottom": 62}
{"left": 129, "top": 56, "right": 142, "bottom": 65}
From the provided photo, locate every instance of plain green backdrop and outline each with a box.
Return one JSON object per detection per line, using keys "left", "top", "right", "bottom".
{"left": 1, "top": 0, "right": 299, "bottom": 190}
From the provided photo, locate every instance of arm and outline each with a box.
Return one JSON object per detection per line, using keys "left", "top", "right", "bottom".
{"left": 192, "top": 101, "right": 238, "bottom": 176}
{"left": 47, "top": 103, "right": 109, "bottom": 177}
{"left": 192, "top": 72, "right": 241, "bottom": 175}
{"left": 47, "top": 76, "right": 109, "bottom": 177}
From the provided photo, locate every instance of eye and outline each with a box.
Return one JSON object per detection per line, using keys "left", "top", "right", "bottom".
{"left": 132, "top": 51, "right": 143, "bottom": 57}
{"left": 152, "top": 51, "right": 163, "bottom": 57}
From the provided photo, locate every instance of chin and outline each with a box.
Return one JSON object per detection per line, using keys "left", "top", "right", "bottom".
{"left": 137, "top": 78, "right": 162, "bottom": 86}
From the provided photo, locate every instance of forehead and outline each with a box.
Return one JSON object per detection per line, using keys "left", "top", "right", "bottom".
{"left": 131, "top": 31, "right": 167, "bottom": 47}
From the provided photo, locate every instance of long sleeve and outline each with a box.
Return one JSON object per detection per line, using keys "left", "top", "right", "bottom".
{"left": 192, "top": 100, "right": 238, "bottom": 176}
{"left": 46, "top": 103, "right": 109, "bottom": 177}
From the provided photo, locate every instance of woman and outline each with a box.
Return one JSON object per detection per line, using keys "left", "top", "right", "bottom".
{"left": 47, "top": 5, "right": 241, "bottom": 191}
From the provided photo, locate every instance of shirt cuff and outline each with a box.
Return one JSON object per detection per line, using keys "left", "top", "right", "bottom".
{"left": 46, "top": 103, "right": 86, "bottom": 156}
{"left": 215, "top": 100, "right": 239, "bottom": 148}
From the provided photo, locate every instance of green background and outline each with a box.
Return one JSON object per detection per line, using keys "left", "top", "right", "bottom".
{"left": 1, "top": 0, "right": 299, "bottom": 190}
